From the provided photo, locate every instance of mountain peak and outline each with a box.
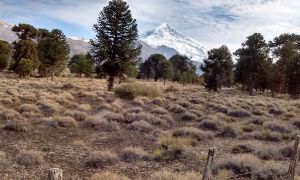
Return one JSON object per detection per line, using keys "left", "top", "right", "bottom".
{"left": 0, "top": 20, "right": 12, "bottom": 28}
{"left": 141, "top": 23, "right": 208, "bottom": 63}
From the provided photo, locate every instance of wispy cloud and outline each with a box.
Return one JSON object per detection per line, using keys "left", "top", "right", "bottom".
{"left": 0, "top": 0, "right": 300, "bottom": 52}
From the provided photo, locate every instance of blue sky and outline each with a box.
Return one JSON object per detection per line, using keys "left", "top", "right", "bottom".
{"left": 1, "top": 0, "right": 300, "bottom": 51}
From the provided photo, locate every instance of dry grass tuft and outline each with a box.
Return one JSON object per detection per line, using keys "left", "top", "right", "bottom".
{"left": 3, "top": 122, "right": 27, "bottom": 132}
{"left": 167, "top": 103, "right": 185, "bottom": 113}
{"left": 56, "top": 116, "right": 78, "bottom": 128}
{"left": 0, "top": 151, "right": 10, "bottom": 169}
{"left": 120, "top": 147, "right": 151, "bottom": 162}
{"left": 85, "top": 151, "right": 119, "bottom": 168}
{"left": 148, "top": 170, "right": 202, "bottom": 180}
{"left": 16, "top": 150, "right": 43, "bottom": 166}
{"left": 85, "top": 116, "right": 119, "bottom": 131}
{"left": 64, "top": 110, "right": 87, "bottom": 121}
{"left": 181, "top": 112, "right": 198, "bottom": 121}
{"left": 114, "top": 82, "right": 161, "bottom": 99}
{"left": 173, "top": 127, "right": 213, "bottom": 141}
{"left": 128, "top": 120, "right": 153, "bottom": 132}
{"left": 217, "top": 126, "right": 240, "bottom": 138}
{"left": 228, "top": 109, "right": 251, "bottom": 118}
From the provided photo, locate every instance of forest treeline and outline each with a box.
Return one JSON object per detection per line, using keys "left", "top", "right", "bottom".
{"left": 0, "top": 0, "right": 299, "bottom": 98}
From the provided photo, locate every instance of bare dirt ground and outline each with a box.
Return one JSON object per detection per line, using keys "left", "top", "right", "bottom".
{"left": 0, "top": 73, "right": 299, "bottom": 179}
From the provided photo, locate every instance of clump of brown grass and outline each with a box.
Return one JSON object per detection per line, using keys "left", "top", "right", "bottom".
{"left": 3, "top": 122, "right": 27, "bottom": 132}
{"left": 64, "top": 110, "right": 87, "bottom": 121}
{"left": 114, "top": 82, "right": 161, "bottom": 100}
{"left": 214, "top": 154, "right": 286, "bottom": 179}
{"left": 128, "top": 120, "right": 153, "bottom": 132}
{"left": 243, "top": 130, "right": 283, "bottom": 141}
{"left": 0, "top": 107, "right": 21, "bottom": 120}
{"left": 85, "top": 151, "right": 119, "bottom": 168}
{"left": 85, "top": 116, "right": 119, "bottom": 131}
{"left": 91, "top": 171, "right": 130, "bottom": 180}
{"left": 120, "top": 147, "right": 151, "bottom": 162}
{"left": 56, "top": 116, "right": 77, "bottom": 128}
{"left": 152, "top": 97, "right": 164, "bottom": 106}
{"left": 19, "top": 104, "right": 40, "bottom": 113}
{"left": 173, "top": 127, "right": 213, "bottom": 141}
{"left": 228, "top": 109, "right": 251, "bottom": 118}
{"left": 151, "top": 107, "right": 168, "bottom": 115}
{"left": 38, "top": 99, "right": 61, "bottom": 116}
{"left": 165, "top": 85, "right": 179, "bottom": 93}
{"left": 231, "top": 144, "right": 255, "bottom": 154}
{"left": 78, "top": 104, "right": 92, "bottom": 112}
{"left": 154, "top": 133, "right": 197, "bottom": 161}
{"left": 217, "top": 126, "right": 240, "bottom": 138}
{"left": 167, "top": 103, "right": 185, "bottom": 113}
{"left": 181, "top": 112, "right": 198, "bottom": 121}
{"left": 263, "top": 121, "right": 291, "bottom": 133}
{"left": 16, "top": 150, "right": 43, "bottom": 166}
{"left": 199, "top": 118, "right": 226, "bottom": 131}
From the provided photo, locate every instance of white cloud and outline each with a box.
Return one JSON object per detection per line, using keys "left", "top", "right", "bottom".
{"left": 1, "top": 0, "right": 300, "bottom": 52}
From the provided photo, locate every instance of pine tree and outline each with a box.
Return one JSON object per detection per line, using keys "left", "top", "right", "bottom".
{"left": 234, "top": 33, "right": 270, "bottom": 95}
{"left": 0, "top": 40, "right": 12, "bottom": 71}
{"left": 201, "top": 45, "right": 233, "bottom": 91}
{"left": 287, "top": 55, "right": 300, "bottom": 98}
{"left": 37, "top": 29, "right": 70, "bottom": 81}
{"left": 12, "top": 24, "right": 39, "bottom": 74}
{"left": 161, "top": 59, "right": 173, "bottom": 85}
{"left": 138, "top": 59, "right": 153, "bottom": 81}
{"left": 169, "top": 54, "right": 196, "bottom": 83}
{"left": 69, "top": 54, "right": 94, "bottom": 77}
{"left": 90, "top": 0, "right": 141, "bottom": 91}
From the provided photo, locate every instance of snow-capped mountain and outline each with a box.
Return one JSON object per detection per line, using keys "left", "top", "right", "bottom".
{"left": 68, "top": 36, "right": 89, "bottom": 43}
{"left": 0, "top": 20, "right": 17, "bottom": 43}
{"left": 140, "top": 23, "right": 208, "bottom": 62}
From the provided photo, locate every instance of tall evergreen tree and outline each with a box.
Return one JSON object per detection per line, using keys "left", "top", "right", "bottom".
{"left": 69, "top": 54, "right": 94, "bottom": 77}
{"left": 234, "top": 33, "right": 270, "bottom": 95}
{"left": 147, "top": 54, "right": 167, "bottom": 81}
{"left": 37, "top": 29, "right": 70, "bottom": 81}
{"left": 90, "top": 0, "right": 141, "bottom": 91}
{"left": 138, "top": 59, "right": 153, "bottom": 81}
{"left": 201, "top": 45, "right": 233, "bottom": 91}
{"left": 169, "top": 54, "right": 196, "bottom": 83}
{"left": 0, "top": 40, "right": 12, "bottom": 71}
{"left": 269, "top": 34, "right": 300, "bottom": 95}
{"left": 12, "top": 24, "right": 39, "bottom": 74}
{"left": 161, "top": 59, "right": 173, "bottom": 85}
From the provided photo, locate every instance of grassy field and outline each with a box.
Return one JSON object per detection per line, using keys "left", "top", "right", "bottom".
{"left": 0, "top": 73, "right": 299, "bottom": 179}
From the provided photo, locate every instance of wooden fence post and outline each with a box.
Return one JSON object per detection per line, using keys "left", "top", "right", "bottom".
{"left": 288, "top": 135, "right": 300, "bottom": 180}
{"left": 202, "top": 148, "right": 216, "bottom": 180}
{"left": 48, "top": 168, "right": 63, "bottom": 180}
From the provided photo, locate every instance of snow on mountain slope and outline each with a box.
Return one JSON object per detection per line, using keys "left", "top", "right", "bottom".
{"left": 0, "top": 20, "right": 17, "bottom": 43}
{"left": 141, "top": 23, "right": 207, "bottom": 62}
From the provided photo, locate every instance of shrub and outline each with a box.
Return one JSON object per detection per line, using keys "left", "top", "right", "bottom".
{"left": 3, "top": 122, "right": 27, "bottom": 132}
{"left": 269, "top": 107, "right": 287, "bottom": 116}
{"left": 217, "top": 126, "right": 239, "bottom": 138}
{"left": 124, "top": 112, "right": 155, "bottom": 124}
{"left": 214, "top": 154, "right": 285, "bottom": 179}
{"left": 56, "top": 116, "right": 77, "bottom": 128}
{"left": 173, "top": 127, "right": 213, "bottom": 141}
{"left": 293, "top": 119, "right": 300, "bottom": 129}
{"left": 263, "top": 121, "right": 291, "bottom": 133}
{"left": 102, "top": 111, "right": 125, "bottom": 122}
{"left": 18, "top": 58, "right": 33, "bottom": 78}
{"left": 120, "top": 147, "right": 151, "bottom": 162}
{"left": 114, "top": 82, "right": 161, "bottom": 99}
{"left": 85, "top": 116, "right": 119, "bottom": 131}
{"left": 85, "top": 151, "right": 118, "bottom": 168}
{"left": 152, "top": 97, "right": 164, "bottom": 106}
{"left": 244, "top": 130, "right": 283, "bottom": 141}
{"left": 64, "top": 110, "right": 87, "bottom": 121}
{"left": 181, "top": 112, "right": 198, "bottom": 121}
{"left": 19, "top": 104, "right": 40, "bottom": 113}
{"left": 16, "top": 150, "right": 43, "bottom": 166}
{"left": 228, "top": 109, "right": 251, "bottom": 118}
{"left": 199, "top": 119, "right": 226, "bottom": 131}
{"left": 165, "top": 85, "right": 179, "bottom": 93}
{"left": 91, "top": 171, "right": 129, "bottom": 180}
{"left": 38, "top": 99, "right": 61, "bottom": 116}
{"left": 167, "top": 103, "right": 185, "bottom": 113}
{"left": 254, "top": 146, "right": 282, "bottom": 160}
{"left": 0, "top": 108, "right": 21, "bottom": 120}
{"left": 154, "top": 134, "right": 196, "bottom": 160}
{"left": 231, "top": 144, "right": 255, "bottom": 154}
{"left": 151, "top": 107, "right": 168, "bottom": 115}
{"left": 128, "top": 120, "right": 153, "bottom": 132}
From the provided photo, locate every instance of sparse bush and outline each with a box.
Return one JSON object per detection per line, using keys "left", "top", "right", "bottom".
{"left": 56, "top": 116, "right": 77, "bottom": 128}
{"left": 124, "top": 112, "right": 155, "bottom": 124}
{"left": 19, "top": 104, "right": 40, "bottom": 113}
{"left": 181, "top": 112, "right": 198, "bottom": 121}
{"left": 228, "top": 109, "right": 251, "bottom": 118}
{"left": 85, "top": 151, "right": 118, "bottom": 168}
{"left": 165, "top": 85, "right": 179, "bottom": 92}
{"left": 189, "top": 98, "right": 202, "bottom": 104}
{"left": 151, "top": 107, "right": 168, "bottom": 115}
{"left": 120, "top": 147, "right": 151, "bottom": 162}
{"left": 78, "top": 104, "right": 92, "bottom": 112}
{"left": 85, "top": 116, "right": 119, "bottom": 131}
{"left": 64, "top": 110, "right": 87, "bottom": 121}
{"left": 232, "top": 144, "right": 255, "bottom": 154}
{"left": 102, "top": 111, "right": 125, "bottom": 122}
{"left": 3, "top": 122, "right": 27, "bottom": 132}
{"left": 244, "top": 130, "right": 283, "bottom": 141}
{"left": 128, "top": 120, "right": 153, "bottom": 132}
{"left": 217, "top": 126, "right": 239, "bottom": 138}
{"left": 167, "top": 103, "right": 185, "bottom": 113}
{"left": 38, "top": 99, "right": 61, "bottom": 116}
{"left": 114, "top": 82, "right": 161, "bottom": 99}
{"left": 214, "top": 154, "right": 285, "bottom": 179}
{"left": 269, "top": 106, "right": 287, "bottom": 116}
{"left": 173, "top": 127, "right": 213, "bottom": 141}
{"left": 293, "top": 119, "right": 300, "bottom": 129}
{"left": 152, "top": 97, "right": 164, "bottom": 106}
{"left": 176, "top": 100, "right": 190, "bottom": 108}
{"left": 16, "top": 150, "right": 43, "bottom": 166}
{"left": 199, "top": 119, "right": 226, "bottom": 131}
{"left": 263, "top": 121, "right": 291, "bottom": 133}
{"left": 91, "top": 171, "right": 129, "bottom": 180}
{"left": 0, "top": 108, "right": 21, "bottom": 120}
{"left": 154, "top": 133, "right": 196, "bottom": 160}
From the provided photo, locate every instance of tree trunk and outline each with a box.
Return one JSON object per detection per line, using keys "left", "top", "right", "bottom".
{"left": 107, "top": 76, "right": 115, "bottom": 91}
{"left": 164, "top": 76, "right": 166, "bottom": 85}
